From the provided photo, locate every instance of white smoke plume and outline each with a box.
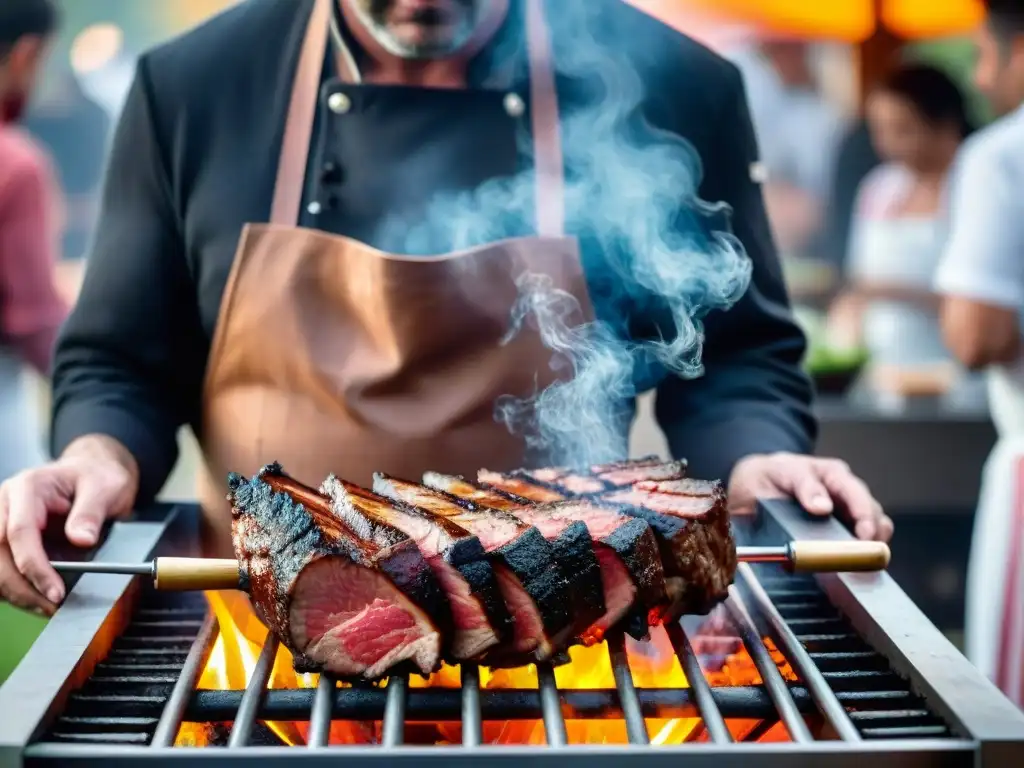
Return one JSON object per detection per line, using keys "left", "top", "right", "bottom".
{"left": 375, "top": 2, "right": 754, "bottom": 469}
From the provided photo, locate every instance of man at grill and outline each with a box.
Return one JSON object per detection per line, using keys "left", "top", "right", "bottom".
{"left": 0, "top": 0, "right": 892, "bottom": 616}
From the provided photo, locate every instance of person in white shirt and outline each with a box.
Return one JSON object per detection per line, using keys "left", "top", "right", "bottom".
{"left": 932, "top": 0, "right": 1024, "bottom": 708}
{"left": 833, "top": 63, "right": 974, "bottom": 368}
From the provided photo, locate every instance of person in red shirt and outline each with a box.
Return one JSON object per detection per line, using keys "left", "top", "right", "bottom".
{"left": 0, "top": 0, "right": 66, "bottom": 368}
{"left": 0, "top": 0, "right": 67, "bottom": 531}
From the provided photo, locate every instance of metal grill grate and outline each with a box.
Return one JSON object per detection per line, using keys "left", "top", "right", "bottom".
{"left": 39, "top": 564, "right": 952, "bottom": 749}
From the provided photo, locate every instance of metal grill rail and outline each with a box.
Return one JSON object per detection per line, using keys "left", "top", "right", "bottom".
{"left": 41, "top": 569, "right": 953, "bottom": 748}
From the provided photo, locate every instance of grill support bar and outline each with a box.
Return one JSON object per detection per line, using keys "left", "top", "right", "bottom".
{"left": 737, "top": 563, "right": 862, "bottom": 741}
{"left": 606, "top": 633, "right": 649, "bottom": 745}
{"left": 307, "top": 675, "right": 335, "bottom": 748}
{"left": 460, "top": 664, "right": 482, "bottom": 747}
{"left": 665, "top": 623, "right": 732, "bottom": 743}
{"left": 151, "top": 615, "right": 217, "bottom": 747}
{"left": 226, "top": 635, "right": 279, "bottom": 748}
{"left": 536, "top": 663, "right": 568, "bottom": 746}
{"left": 725, "top": 589, "right": 813, "bottom": 742}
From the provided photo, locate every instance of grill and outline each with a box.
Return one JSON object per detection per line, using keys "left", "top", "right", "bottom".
{"left": 2, "top": 499, "right": 1023, "bottom": 767}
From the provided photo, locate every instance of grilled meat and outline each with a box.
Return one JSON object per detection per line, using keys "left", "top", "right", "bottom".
{"left": 227, "top": 464, "right": 444, "bottom": 680}
{"left": 406, "top": 474, "right": 608, "bottom": 647}
{"left": 603, "top": 478, "right": 736, "bottom": 611}
{"left": 483, "top": 463, "right": 736, "bottom": 615}
{"left": 589, "top": 456, "right": 688, "bottom": 487}
{"left": 526, "top": 457, "right": 687, "bottom": 492}
{"left": 476, "top": 470, "right": 567, "bottom": 502}
{"left": 437, "top": 475, "right": 668, "bottom": 643}
{"left": 376, "top": 473, "right": 574, "bottom": 662}
{"left": 313, "top": 475, "right": 510, "bottom": 662}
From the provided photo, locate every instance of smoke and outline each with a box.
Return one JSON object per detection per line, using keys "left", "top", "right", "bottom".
{"left": 374, "top": 2, "right": 753, "bottom": 469}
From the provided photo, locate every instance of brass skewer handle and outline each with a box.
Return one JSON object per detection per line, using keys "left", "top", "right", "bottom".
{"left": 152, "top": 557, "right": 241, "bottom": 591}
{"left": 787, "top": 541, "right": 891, "bottom": 573}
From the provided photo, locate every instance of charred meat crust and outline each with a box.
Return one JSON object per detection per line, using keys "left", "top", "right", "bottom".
{"left": 483, "top": 524, "right": 571, "bottom": 640}
{"left": 382, "top": 474, "right": 575, "bottom": 651}
{"left": 227, "top": 471, "right": 333, "bottom": 653}
{"left": 598, "top": 514, "right": 669, "bottom": 616}
{"left": 613, "top": 500, "right": 734, "bottom": 615}
{"left": 417, "top": 479, "right": 602, "bottom": 638}
{"left": 494, "top": 463, "right": 733, "bottom": 615}
{"left": 323, "top": 475, "right": 513, "bottom": 653}
{"left": 460, "top": 473, "right": 673, "bottom": 640}
{"left": 546, "top": 520, "right": 606, "bottom": 643}
{"left": 232, "top": 464, "right": 448, "bottom": 673}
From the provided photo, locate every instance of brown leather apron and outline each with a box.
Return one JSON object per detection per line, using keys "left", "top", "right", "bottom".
{"left": 197, "top": 0, "right": 594, "bottom": 558}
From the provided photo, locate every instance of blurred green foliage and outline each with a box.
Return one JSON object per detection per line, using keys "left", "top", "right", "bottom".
{"left": 0, "top": 605, "right": 47, "bottom": 684}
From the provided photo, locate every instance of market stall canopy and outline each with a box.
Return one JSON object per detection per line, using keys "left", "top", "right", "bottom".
{"left": 631, "top": 0, "right": 985, "bottom": 42}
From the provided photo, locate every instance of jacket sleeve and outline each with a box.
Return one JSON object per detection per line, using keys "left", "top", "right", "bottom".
{"left": 50, "top": 59, "right": 204, "bottom": 503}
{"left": 653, "top": 63, "right": 817, "bottom": 482}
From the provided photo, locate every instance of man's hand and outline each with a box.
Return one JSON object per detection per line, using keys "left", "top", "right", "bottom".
{"left": 0, "top": 435, "right": 139, "bottom": 615}
{"left": 728, "top": 452, "right": 893, "bottom": 542}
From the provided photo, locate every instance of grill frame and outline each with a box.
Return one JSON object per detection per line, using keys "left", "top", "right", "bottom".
{"left": 0, "top": 500, "right": 1021, "bottom": 767}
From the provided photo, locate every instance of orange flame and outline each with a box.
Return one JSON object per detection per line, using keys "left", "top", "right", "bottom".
{"left": 175, "top": 591, "right": 797, "bottom": 747}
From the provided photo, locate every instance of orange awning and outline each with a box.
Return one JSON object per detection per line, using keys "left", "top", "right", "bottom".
{"left": 631, "top": 0, "right": 985, "bottom": 42}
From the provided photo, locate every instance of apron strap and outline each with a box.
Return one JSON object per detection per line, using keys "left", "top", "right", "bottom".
{"left": 270, "top": 0, "right": 565, "bottom": 237}
{"left": 269, "top": 0, "right": 332, "bottom": 226}
{"left": 524, "top": 0, "right": 565, "bottom": 238}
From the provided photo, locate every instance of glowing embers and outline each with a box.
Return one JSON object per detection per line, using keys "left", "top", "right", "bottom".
{"left": 174, "top": 591, "right": 797, "bottom": 747}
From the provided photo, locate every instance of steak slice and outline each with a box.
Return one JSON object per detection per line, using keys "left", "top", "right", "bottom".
{"left": 442, "top": 474, "right": 666, "bottom": 643}
{"left": 601, "top": 478, "right": 736, "bottom": 614}
{"left": 588, "top": 457, "right": 688, "bottom": 487}
{"left": 312, "top": 475, "right": 510, "bottom": 662}
{"left": 412, "top": 474, "right": 607, "bottom": 647}
{"left": 476, "top": 469, "right": 568, "bottom": 502}
{"left": 375, "top": 473, "right": 573, "bottom": 662}
{"left": 227, "top": 464, "right": 443, "bottom": 680}
{"left": 512, "top": 459, "right": 735, "bottom": 616}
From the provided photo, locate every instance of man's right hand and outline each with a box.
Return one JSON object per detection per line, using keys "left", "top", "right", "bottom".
{"left": 0, "top": 435, "right": 139, "bottom": 615}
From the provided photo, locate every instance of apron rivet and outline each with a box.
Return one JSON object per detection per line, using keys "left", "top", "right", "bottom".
{"left": 503, "top": 93, "right": 525, "bottom": 118}
{"left": 328, "top": 92, "right": 351, "bottom": 114}
{"left": 307, "top": 201, "right": 322, "bottom": 215}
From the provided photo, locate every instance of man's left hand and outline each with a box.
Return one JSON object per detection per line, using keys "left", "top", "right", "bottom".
{"left": 728, "top": 452, "right": 893, "bottom": 543}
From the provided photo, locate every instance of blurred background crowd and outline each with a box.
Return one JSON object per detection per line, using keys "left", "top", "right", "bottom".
{"left": 0, "top": 0, "right": 1020, "bottom": 694}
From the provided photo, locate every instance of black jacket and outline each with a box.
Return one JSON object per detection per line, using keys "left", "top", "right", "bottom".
{"left": 50, "top": 0, "right": 816, "bottom": 501}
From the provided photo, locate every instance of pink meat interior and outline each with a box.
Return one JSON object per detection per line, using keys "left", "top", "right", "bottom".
{"left": 288, "top": 556, "right": 440, "bottom": 678}
{"left": 604, "top": 490, "right": 714, "bottom": 518}
{"left": 428, "top": 555, "right": 500, "bottom": 659}
{"left": 635, "top": 478, "right": 717, "bottom": 496}
{"left": 584, "top": 545, "right": 638, "bottom": 642}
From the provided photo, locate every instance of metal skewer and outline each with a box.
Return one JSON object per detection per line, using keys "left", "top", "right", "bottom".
{"left": 49, "top": 541, "right": 890, "bottom": 592}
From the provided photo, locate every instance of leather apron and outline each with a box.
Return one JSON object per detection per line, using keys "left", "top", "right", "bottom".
{"left": 197, "top": 0, "right": 594, "bottom": 558}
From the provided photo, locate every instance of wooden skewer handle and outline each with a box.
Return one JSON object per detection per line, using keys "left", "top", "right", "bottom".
{"left": 153, "top": 558, "right": 241, "bottom": 591}
{"left": 787, "top": 541, "right": 891, "bottom": 572}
